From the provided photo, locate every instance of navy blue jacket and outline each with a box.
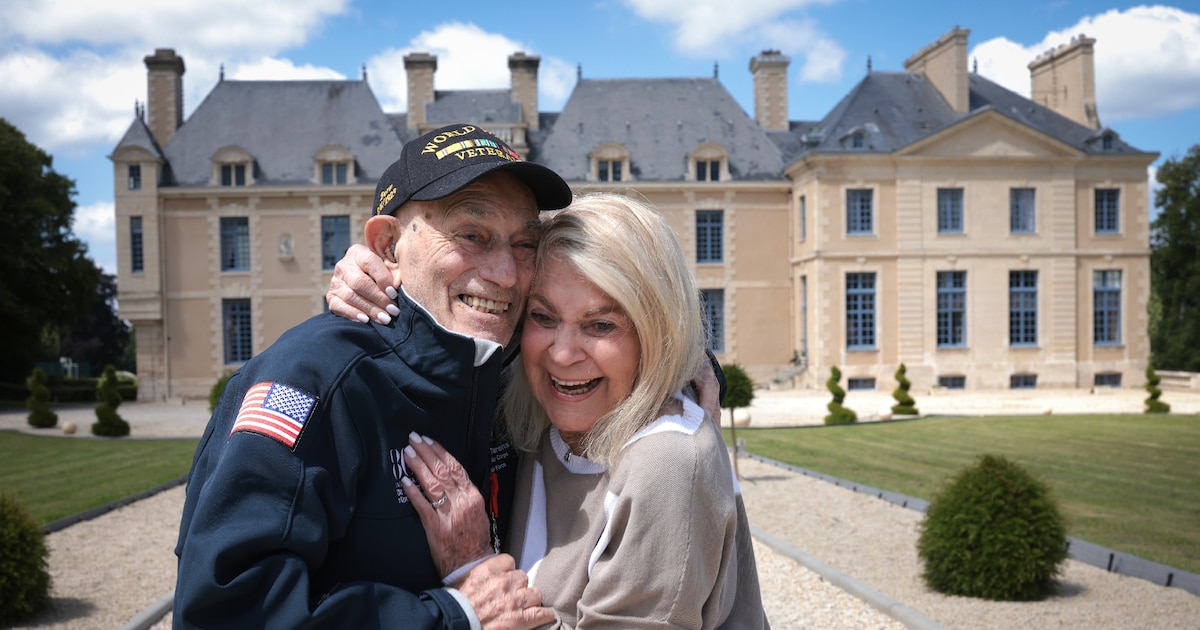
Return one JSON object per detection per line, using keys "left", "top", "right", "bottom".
{"left": 174, "top": 293, "right": 503, "bottom": 629}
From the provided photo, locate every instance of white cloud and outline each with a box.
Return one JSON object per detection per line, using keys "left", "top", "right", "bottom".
{"left": 366, "top": 22, "right": 575, "bottom": 113}
{"left": 971, "top": 5, "right": 1200, "bottom": 122}
{"left": 620, "top": 0, "right": 835, "bottom": 56}
{"left": 73, "top": 201, "right": 116, "bottom": 275}
{"left": 0, "top": 0, "right": 351, "bottom": 153}
{"left": 757, "top": 19, "right": 845, "bottom": 83}
{"left": 227, "top": 58, "right": 347, "bottom": 81}
{"left": 0, "top": 0, "right": 349, "bottom": 56}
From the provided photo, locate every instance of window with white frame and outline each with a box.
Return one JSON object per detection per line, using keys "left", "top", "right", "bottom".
{"left": 130, "top": 216, "right": 144, "bottom": 273}
{"left": 222, "top": 298, "right": 253, "bottom": 364}
{"left": 1095, "top": 188, "right": 1120, "bottom": 234}
{"left": 213, "top": 146, "right": 254, "bottom": 187}
{"left": 696, "top": 210, "right": 723, "bottom": 263}
{"left": 1010, "top": 187, "right": 1036, "bottom": 233}
{"left": 846, "top": 189, "right": 873, "bottom": 234}
{"left": 799, "top": 195, "right": 807, "bottom": 242}
{"left": 936, "top": 271, "right": 966, "bottom": 347}
{"left": 1009, "top": 270, "right": 1037, "bottom": 346}
{"left": 690, "top": 144, "right": 727, "bottom": 182}
{"left": 701, "top": 289, "right": 725, "bottom": 354}
{"left": 321, "top": 215, "right": 351, "bottom": 270}
{"left": 937, "top": 188, "right": 963, "bottom": 233}
{"left": 128, "top": 164, "right": 142, "bottom": 190}
{"left": 1094, "top": 269, "right": 1122, "bottom": 345}
{"left": 220, "top": 217, "right": 250, "bottom": 271}
{"left": 590, "top": 143, "right": 630, "bottom": 183}
{"left": 314, "top": 145, "right": 354, "bottom": 186}
{"left": 1010, "top": 374, "right": 1037, "bottom": 389}
{"left": 846, "top": 272, "right": 876, "bottom": 349}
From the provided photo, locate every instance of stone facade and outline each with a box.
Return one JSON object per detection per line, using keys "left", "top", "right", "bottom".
{"left": 111, "top": 28, "right": 1156, "bottom": 400}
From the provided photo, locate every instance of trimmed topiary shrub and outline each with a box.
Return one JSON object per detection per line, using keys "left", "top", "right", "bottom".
{"left": 720, "top": 363, "right": 756, "bottom": 478}
{"left": 0, "top": 492, "right": 52, "bottom": 625}
{"left": 25, "top": 367, "right": 57, "bottom": 429}
{"left": 918, "top": 454, "right": 1068, "bottom": 601}
{"left": 91, "top": 364, "right": 130, "bottom": 437}
{"left": 1144, "top": 365, "right": 1170, "bottom": 413}
{"left": 824, "top": 366, "right": 857, "bottom": 425}
{"left": 210, "top": 370, "right": 233, "bottom": 413}
{"left": 891, "top": 363, "right": 919, "bottom": 416}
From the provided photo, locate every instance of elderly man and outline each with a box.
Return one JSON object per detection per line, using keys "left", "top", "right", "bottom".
{"left": 174, "top": 124, "right": 571, "bottom": 629}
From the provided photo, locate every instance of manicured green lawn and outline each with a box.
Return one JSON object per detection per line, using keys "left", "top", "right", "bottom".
{"left": 0, "top": 432, "right": 199, "bottom": 524}
{"left": 728, "top": 414, "right": 1200, "bottom": 575}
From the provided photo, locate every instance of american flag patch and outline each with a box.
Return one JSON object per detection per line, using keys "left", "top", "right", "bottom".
{"left": 230, "top": 382, "right": 317, "bottom": 450}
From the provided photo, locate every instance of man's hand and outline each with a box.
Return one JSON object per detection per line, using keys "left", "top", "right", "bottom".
{"left": 401, "top": 433, "right": 492, "bottom": 577}
{"left": 456, "top": 555, "right": 555, "bottom": 630}
{"left": 326, "top": 243, "right": 399, "bottom": 324}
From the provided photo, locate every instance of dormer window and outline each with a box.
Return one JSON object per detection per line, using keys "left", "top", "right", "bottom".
{"left": 221, "top": 164, "right": 246, "bottom": 187}
{"left": 315, "top": 145, "right": 355, "bottom": 186}
{"left": 590, "top": 143, "right": 631, "bottom": 183}
{"left": 852, "top": 132, "right": 865, "bottom": 149}
{"left": 212, "top": 146, "right": 254, "bottom": 187}
{"left": 690, "top": 144, "right": 728, "bottom": 182}
{"left": 1102, "top": 134, "right": 1113, "bottom": 150}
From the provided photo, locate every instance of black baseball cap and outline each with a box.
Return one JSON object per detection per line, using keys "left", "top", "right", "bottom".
{"left": 374, "top": 123, "right": 572, "bottom": 216}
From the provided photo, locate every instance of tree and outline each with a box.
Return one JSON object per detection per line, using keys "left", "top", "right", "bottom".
{"left": 0, "top": 118, "right": 101, "bottom": 384}
{"left": 1149, "top": 145, "right": 1200, "bottom": 371}
{"left": 59, "top": 273, "right": 134, "bottom": 375}
{"left": 1144, "top": 364, "right": 1170, "bottom": 414}
{"left": 25, "top": 367, "right": 57, "bottom": 429}
{"left": 719, "top": 363, "right": 755, "bottom": 479}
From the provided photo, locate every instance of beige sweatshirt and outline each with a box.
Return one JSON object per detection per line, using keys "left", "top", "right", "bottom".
{"left": 507, "top": 394, "right": 770, "bottom": 629}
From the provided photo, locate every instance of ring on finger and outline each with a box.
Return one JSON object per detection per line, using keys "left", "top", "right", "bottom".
{"left": 430, "top": 494, "right": 449, "bottom": 509}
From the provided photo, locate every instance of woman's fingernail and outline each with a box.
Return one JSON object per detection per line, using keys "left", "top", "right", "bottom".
{"left": 376, "top": 312, "right": 392, "bottom": 325}
{"left": 356, "top": 313, "right": 369, "bottom": 324}
{"left": 405, "top": 445, "right": 417, "bottom": 459}
{"left": 401, "top": 476, "right": 413, "bottom": 487}
{"left": 409, "top": 431, "right": 421, "bottom": 443}
{"left": 386, "top": 304, "right": 400, "bottom": 317}
{"left": 385, "top": 286, "right": 398, "bottom": 300}
{"left": 422, "top": 435, "right": 434, "bottom": 445}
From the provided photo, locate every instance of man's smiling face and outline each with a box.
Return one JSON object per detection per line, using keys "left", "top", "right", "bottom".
{"left": 393, "top": 170, "right": 542, "bottom": 346}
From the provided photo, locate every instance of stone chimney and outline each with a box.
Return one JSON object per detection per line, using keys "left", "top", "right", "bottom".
{"left": 404, "top": 52, "right": 437, "bottom": 130}
{"left": 143, "top": 48, "right": 185, "bottom": 146}
{"left": 904, "top": 27, "right": 970, "bottom": 113}
{"left": 508, "top": 52, "right": 540, "bottom": 131}
{"left": 750, "top": 50, "right": 790, "bottom": 131}
{"left": 1028, "top": 35, "right": 1100, "bottom": 129}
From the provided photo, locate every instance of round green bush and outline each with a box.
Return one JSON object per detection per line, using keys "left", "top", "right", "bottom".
{"left": 0, "top": 493, "right": 52, "bottom": 625}
{"left": 720, "top": 363, "right": 755, "bottom": 411}
{"left": 917, "top": 454, "right": 1068, "bottom": 601}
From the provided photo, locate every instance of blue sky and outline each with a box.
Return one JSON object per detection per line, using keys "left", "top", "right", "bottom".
{"left": 2, "top": 0, "right": 1198, "bottom": 275}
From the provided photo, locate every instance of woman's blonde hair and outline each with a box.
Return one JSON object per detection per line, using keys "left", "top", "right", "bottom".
{"left": 501, "top": 192, "right": 706, "bottom": 465}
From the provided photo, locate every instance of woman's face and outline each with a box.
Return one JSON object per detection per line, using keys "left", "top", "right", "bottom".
{"left": 521, "top": 253, "right": 641, "bottom": 442}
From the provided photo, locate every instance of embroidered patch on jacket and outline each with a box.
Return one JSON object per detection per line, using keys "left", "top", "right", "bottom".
{"left": 230, "top": 381, "right": 317, "bottom": 450}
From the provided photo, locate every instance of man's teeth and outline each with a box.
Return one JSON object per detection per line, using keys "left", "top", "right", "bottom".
{"left": 462, "top": 295, "right": 510, "bottom": 314}
{"left": 552, "top": 376, "right": 599, "bottom": 395}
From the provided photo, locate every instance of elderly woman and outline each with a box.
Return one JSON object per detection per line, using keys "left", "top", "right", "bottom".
{"left": 335, "top": 193, "right": 768, "bottom": 628}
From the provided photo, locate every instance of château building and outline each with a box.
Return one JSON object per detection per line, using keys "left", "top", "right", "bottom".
{"left": 111, "top": 27, "right": 1156, "bottom": 401}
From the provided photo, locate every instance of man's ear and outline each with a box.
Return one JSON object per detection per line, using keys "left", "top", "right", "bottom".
{"left": 364, "top": 215, "right": 403, "bottom": 287}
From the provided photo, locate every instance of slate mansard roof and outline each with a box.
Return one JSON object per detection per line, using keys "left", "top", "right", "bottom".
{"left": 157, "top": 79, "right": 410, "bottom": 187}
{"left": 113, "top": 61, "right": 1153, "bottom": 191}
